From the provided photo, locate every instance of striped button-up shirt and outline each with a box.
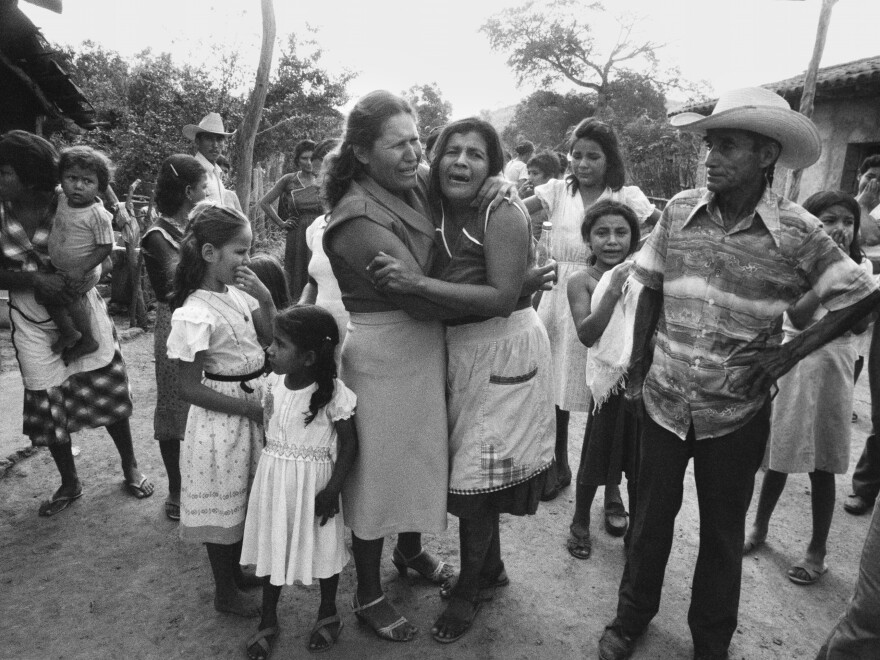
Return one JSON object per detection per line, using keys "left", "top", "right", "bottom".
{"left": 632, "top": 187, "right": 877, "bottom": 440}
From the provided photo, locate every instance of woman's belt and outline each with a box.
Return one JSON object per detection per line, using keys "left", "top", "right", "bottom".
{"left": 204, "top": 362, "right": 267, "bottom": 393}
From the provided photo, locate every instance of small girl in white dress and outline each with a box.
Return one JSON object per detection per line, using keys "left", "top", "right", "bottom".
{"left": 241, "top": 304, "right": 358, "bottom": 658}
{"left": 167, "top": 202, "right": 276, "bottom": 618}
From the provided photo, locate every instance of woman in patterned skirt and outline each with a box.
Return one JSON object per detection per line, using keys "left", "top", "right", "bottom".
{"left": 0, "top": 130, "right": 153, "bottom": 516}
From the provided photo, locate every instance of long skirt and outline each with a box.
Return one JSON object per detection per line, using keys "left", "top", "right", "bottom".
{"left": 340, "top": 310, "right": 448, "bottom": 540}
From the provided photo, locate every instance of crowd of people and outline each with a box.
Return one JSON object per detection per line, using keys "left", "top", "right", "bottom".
{"left": 1, "top": 85, "right": 880, "bottom": 659}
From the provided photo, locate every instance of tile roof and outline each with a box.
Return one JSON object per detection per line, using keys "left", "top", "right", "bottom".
{"left": 671, "top": 55, "right": 880, "bottom": 116}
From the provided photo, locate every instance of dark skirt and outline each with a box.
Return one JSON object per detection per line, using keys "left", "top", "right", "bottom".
{"left": 447, "top": 468, "right": 549, "bottom": 519}
{"left": 23, "top": 347, "right": 133, "bottom": 447}
{"left": 577, "top": 390, "right": 639, "bottom": 487}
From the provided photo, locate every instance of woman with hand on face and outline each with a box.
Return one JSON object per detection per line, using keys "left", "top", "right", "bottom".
{"left": 369, "top": 117, "right": 555, "bottom": 644}
{"left": 260, "top": 139, "right": 325, "bottom": 298}
{"left": 523, "top": 118, "right": 659, "bottom": 519}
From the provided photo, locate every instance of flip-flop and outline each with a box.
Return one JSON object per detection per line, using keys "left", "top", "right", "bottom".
{"left": 246, "top": 625, "right": 279, "bottom": 660}
{"left": 123, "top": 476, "right": 154, "bottom": 499}
{"left": 308, "top": 614, "right": 343, "bottom": 653}
{"left": 164, "top": 500, "right": 180, "bottom": 521}
{"left": 567, "top": 526, "right": 592, "bottom": 560}
{"left": 38, "top": 484, "right": 84, "bottom": 517}
{"left": 787, "top": 561, "right": 828, "bottom": 585}
{"left": 439, "top": 569, "right": 510, "bottom": 601}
{"left": 431, "top": 598, "right": 482, "bottom": 644}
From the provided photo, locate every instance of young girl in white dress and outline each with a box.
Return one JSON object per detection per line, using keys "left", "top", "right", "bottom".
{"left": 167, "top": 202, "right": 276, "bottom": 618}
{"left": 240, "top": 304, "right": 358, "bottom": 659}
{"left": 523, "top": 118, "right": 659, "bottom": 506}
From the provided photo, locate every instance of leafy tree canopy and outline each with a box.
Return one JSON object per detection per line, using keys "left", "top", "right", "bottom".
{"left": 482, "top": 0, "right": 661, "bottom": 113}
{"left": 402, "top": 82, "right": 452, "bottom": 139}
{"left": 55, "top": 30, "right": 353, "bottom": 189}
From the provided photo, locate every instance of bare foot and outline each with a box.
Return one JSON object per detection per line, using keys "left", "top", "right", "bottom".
{"left": 215, "top": 589, "right": 261, "bottom": 618}
{"left": 122, "top": 468, "right": 154, "bottom": 498}
{"left": 743, "top": 526, "right": 767, "bottom": 555}
{"left": 52, "top": 330, "right": 82, "bottom": 355}
{"left": 61, "top": 337, "right": 99, "bottom": 364}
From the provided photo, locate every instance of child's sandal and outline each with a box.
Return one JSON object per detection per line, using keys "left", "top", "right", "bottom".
{"left": 245, "top": 625, "right": 279, "bottom": 660}
{"left": 308, "top": 614, "right": 343, "bottom": 653}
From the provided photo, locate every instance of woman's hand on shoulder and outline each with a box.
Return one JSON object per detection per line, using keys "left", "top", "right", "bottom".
{"left": 474, "top": 175, "right": 518, "bottom": 214}
{"left": 235, "top": 266, "right": 272, "bottom": 304}
{"left": 33, "top": 272, "right": 74, "bottom": 305}
{"left": 314, "top": 487, "right": 341, "bottom": 526}
{"left": 368, "top": 251, "right": 423, "bottom": 294}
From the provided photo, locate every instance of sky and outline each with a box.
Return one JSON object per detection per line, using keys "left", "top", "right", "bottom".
{"left": 20, "top": 0, "right": 880, "bottom": 117}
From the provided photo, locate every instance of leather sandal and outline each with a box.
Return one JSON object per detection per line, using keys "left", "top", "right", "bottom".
{"left": 604, "top": 500, "right": 628, "bottom": 537}
{"left": 391, "top": 547, "right": 454, "bottom": 584}
{"left": 352, "top": 594, "right": 417, "bottom": 642}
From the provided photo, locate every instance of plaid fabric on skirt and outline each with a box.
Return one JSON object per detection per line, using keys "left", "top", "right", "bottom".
{"left": 22, "top": 346, "right": 133, "bottom": 447}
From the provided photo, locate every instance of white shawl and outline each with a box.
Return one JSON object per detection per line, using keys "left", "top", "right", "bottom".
{"left": 585, "top": 263, "right": 642, "bottom": 412}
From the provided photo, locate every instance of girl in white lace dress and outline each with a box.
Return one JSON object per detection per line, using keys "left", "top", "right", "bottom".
{"left": 166, "top": 203, "right": 276, "bottom": 619}
{"left": 240, "top": 304, "right": 358, "bottom": 658}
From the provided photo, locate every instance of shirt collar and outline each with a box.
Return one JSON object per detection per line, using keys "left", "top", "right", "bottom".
{"left": 194, "top": 151, "right": 222, "bottom": 178}
{"left": 682, "top": 186, "right": 783, "bottom": 248}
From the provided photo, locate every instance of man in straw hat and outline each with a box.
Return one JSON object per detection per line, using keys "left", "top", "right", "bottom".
{"left": 182, "top": 112, "right": 243, "bottom": 212}
{"left": 597, "top": 87, "right": 880, "bottom": 660}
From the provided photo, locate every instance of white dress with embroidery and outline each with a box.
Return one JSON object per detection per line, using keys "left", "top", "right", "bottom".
{"left": 166, "top": 287, "right": 267, "bottom": 544}
{"left": 240, "top": 374, "right": 356, "bottom": 585}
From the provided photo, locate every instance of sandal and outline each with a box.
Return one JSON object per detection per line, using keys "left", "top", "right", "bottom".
{"left": 787, "top": 561, "right": 827, "bottom": 586}
{"left": 122, "top": 475, "right": 154, "bottom": 499}
{"left": 245, "top": 625, "right": 279, "bottom": 660}
{"left": 308, "top": 614, "right": 342, "bottom": 653}
{"left": 439, "top": 568, "right": 510, "bottom": 601}
{"left": 604, "top": 500, "right": 628, "bottom": 537}
{"left": 391, "top": 547, "right": 454, "bottom": 584}
{"left": 567, "top": 525, "right": 592, "bottom": 560}
{"left": 38, "top": 483, "right": 84, "bottom": 517}
{"left": 351, "top": 594, "right": 417, "bottom": 642}
{"left": 164, "top": 500, "right": 181, "bottom": 521}
{"left": 431, "top": 597, "right": 482, "bottom": 644}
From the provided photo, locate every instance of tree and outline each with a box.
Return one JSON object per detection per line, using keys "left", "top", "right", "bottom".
{"left": 403, "top": 82, "right": 452, "bottom": 138}
{"left": 501, "top": 90, "right": 594, "bottom": 150}
{"left": 253, "top": 30, "right": 356, "bottom": 169}
{"left": 233, "top": 0, "right": 276, "bottom": 216}
{"left": 481, "top": 0, "right": 661, "bottom": 114}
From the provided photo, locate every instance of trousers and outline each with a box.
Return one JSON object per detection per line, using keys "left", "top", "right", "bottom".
{"left": 612, "top": 400, "right": 769, "bottom": 656}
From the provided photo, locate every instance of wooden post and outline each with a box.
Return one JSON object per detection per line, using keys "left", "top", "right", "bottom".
{"left": 233, "top": 0, "right": 276, "bottom": 217}
{"left": 788, "top": 0, "right": 838, "bottom": 202}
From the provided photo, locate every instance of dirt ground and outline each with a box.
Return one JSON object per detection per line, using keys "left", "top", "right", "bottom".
{"left": 1, "top": 322, "right": 875, "bottom": 660}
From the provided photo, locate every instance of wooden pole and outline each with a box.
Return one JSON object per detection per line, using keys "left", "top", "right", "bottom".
{"left": 233, "top": 0, "right": 276, "bottom": 219}
{"left": 788, "top": 0, "right": 838, "bottom": 202}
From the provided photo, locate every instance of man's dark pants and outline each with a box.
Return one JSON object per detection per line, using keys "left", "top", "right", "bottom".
{"left": 611, "top": 399, "right": 770, "bottom": 656}
{"left": 852, "top": 324, "right": 880, "bottom": 505}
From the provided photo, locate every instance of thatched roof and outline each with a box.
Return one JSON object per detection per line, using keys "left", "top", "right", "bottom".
{"left": 0, "top": 0, "right": 96, "bottom": 132}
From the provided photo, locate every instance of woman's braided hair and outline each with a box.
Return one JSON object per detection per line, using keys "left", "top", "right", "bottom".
{"left": 274, "top": 304, "right": 340, "bottom": 426}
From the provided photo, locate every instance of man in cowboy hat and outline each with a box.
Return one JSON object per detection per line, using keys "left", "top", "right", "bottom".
{"left": 597, "top": 87, "right": 880, "bottom": 660}
{"left": 183, "top": 112, "right": 243, "bottom": 212}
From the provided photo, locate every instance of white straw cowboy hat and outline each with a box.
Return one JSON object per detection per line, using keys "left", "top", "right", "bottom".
{"left": 670, "top": 87, "right": 821, "bottom": 170}
{"left": 182, "top": 112, "right": 236, "bottom": 141}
